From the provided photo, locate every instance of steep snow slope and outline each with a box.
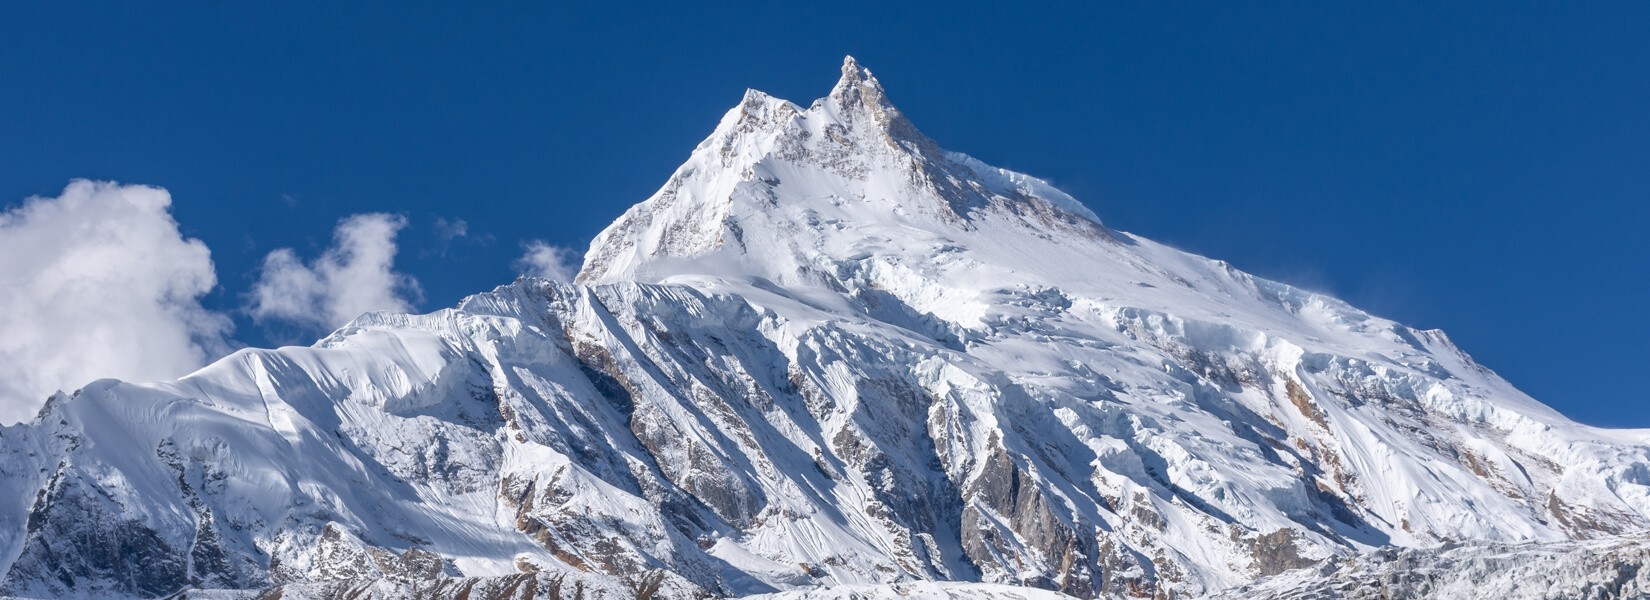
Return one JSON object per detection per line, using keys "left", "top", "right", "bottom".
{"left": 578, "top": 56, "right": 1650, "bottom": 587}
{"left": 3, "top": 57, "right": 1649, "bottom": 599}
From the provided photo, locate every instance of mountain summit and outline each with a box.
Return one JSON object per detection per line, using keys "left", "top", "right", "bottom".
{"left": 579, "top": 55, "right": 1102, "bottom": 288}
{"left": 4, "top": 58, "right": 1649, "bottom": 599}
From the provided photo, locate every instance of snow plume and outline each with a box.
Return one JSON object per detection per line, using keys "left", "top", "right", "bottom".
{"left": 249, "top": 213, "right": 422, "bottom": 332}
{"left": 0, "top": 180, "right": 231, "bottom": 425}
{"left": 515, "top": 240, "right": 580, "bottom": 282}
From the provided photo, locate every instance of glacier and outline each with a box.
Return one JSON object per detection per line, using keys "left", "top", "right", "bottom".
{"left": 2, "top": 57, "right": 1648, "bottom": 599}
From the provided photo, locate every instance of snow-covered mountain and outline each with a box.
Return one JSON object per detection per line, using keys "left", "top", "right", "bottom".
{"left": 4, "top": 57, "right": 1649, "bottom": 599}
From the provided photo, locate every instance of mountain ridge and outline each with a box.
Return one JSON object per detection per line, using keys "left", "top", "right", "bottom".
{"left": 3, "top": 56, "right": 1648, "bottom": 599}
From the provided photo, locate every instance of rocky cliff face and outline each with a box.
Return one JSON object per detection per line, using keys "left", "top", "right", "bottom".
{"left": 3, "top": 57, "right": 1649, "bottom": 599}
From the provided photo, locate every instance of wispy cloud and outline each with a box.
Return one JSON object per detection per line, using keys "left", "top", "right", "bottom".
{"left": 515, "top": 240, "right": 580, "bottom": 282}
{"left": 434, "top": 217, "right": 468, "bottom": 242}
{"left": 423, "top": 216, "right": 495, "bottom": 260}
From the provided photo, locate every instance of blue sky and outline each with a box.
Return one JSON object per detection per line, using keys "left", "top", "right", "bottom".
{"left": 1, "top": 3, "right": 1646, "bottom": 426}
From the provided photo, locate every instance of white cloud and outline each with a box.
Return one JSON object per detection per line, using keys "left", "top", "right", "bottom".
{"left": 0, "top": 180, "right": 232, "bottom": 424}
{"left": 426, "top": 216, "right": 488, "bottom": 259}
{"left": 434, "top": 217, "right": 468, "bottom": 242}
{"left": 248, "top": 213, "right": 421, "bottom": 332}
{"left": 516, "top": 240, "right": 580, "bottom": 282}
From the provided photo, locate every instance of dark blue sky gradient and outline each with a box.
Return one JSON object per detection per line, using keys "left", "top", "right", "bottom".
{"left": 1, "top": 3, "right": 1646, "bottom": 425}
